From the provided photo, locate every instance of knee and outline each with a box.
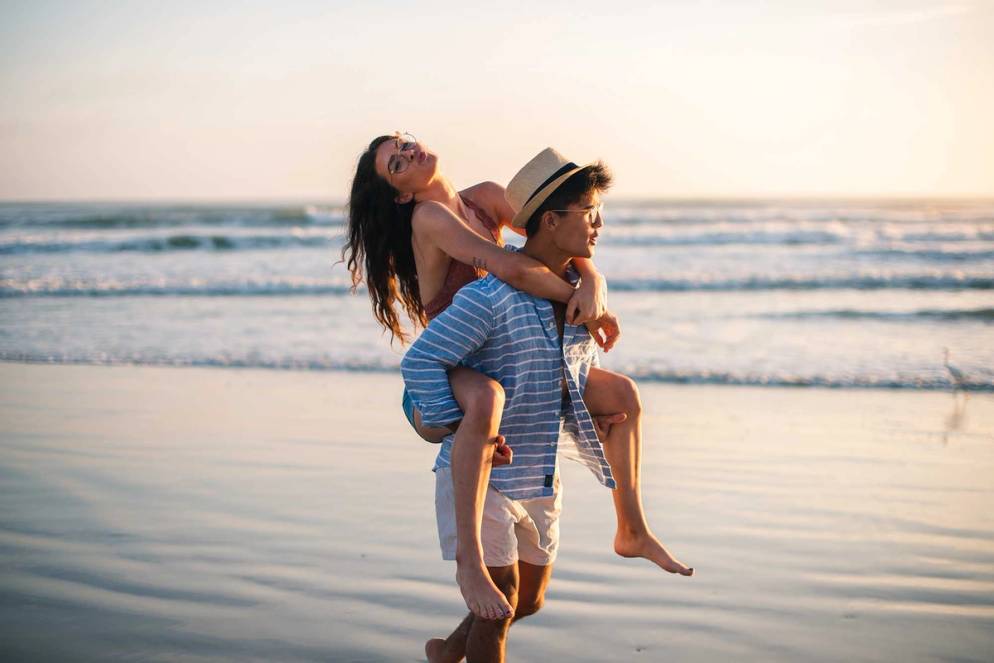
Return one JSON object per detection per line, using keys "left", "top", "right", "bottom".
{"left": 515, "top": 595, "right": 544, "bottom": 619}
{"left": 616, "top": 375, "right": 642, "bottom": 418}
{"left": 413, "top": 413, "right": 449, "bottom": 444}
{"left": 463, "top": 379, "right": 505, "bottom": 422}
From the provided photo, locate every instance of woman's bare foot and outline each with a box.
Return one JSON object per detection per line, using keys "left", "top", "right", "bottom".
{"left": 614, "top": 529, "right": 694, "bottom": 576}
{"left": 456, "top": 561, "right": 514, "bottom": 620}
{"left": 425, "top": 637, "right": 463, "bottom": 663}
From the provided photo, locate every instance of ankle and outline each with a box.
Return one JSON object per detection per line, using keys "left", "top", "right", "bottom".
{"left": 616, "top": 524, "right": 651, "bottom": 539}
{"left": 454, "top": 551, "right": 486, "bottom": 569}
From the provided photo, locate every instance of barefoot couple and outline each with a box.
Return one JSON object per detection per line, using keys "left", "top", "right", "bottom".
{"left": 345, "top": 136, "right": 692, "bottom": 662}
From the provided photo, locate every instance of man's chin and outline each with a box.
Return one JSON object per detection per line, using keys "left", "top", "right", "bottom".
{"left": 567, "top": 246, "right": 594, "bottom": 260}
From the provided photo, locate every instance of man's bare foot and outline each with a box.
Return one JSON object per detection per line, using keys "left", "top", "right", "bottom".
{"left": 456, "top": 561, "right": 514, "bottom": 620}
{"left": 425, "top": 637, "right": 463, "bottom": 663}
{"left": 614, "top": 530, "right": 694, "bottom": 576}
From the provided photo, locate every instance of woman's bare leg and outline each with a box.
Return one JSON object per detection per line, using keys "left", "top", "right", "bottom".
{"left": 446, "top": 367, "right": 515, "bottom": 620}
{"left": 412, "top": 406, "right": 452, "bottom": 444}
{"left": 585, "top": 367, "right": 693, "bottom": 576}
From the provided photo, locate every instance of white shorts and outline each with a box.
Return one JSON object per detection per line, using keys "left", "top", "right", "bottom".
{"left": 434, "top": 466, "right": 563, "bottom": 567}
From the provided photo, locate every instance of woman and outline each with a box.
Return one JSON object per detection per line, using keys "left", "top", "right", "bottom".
{"left": 344, "top": 133, "right": 692, "bottom": 623}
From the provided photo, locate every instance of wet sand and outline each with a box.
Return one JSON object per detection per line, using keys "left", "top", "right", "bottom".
{"left": 1, "top": 362, "right": 993, "bottom": 662}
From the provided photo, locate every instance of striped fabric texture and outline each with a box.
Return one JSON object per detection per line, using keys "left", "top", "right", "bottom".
{"left": 400, "top": 268, "right": 616, "bottom": 500}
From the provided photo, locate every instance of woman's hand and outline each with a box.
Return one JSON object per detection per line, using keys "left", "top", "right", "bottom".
{"left": 593, "top": 412, "right": 628, "bottom": 440}
{"left": 566, "top": 271, "right": 608, "bottom": 325}
{"left": 585, "top": 310, "right": 621, "bottom": 352}
{"left": 492, "top": 435, "right": 513, "bottom": 466}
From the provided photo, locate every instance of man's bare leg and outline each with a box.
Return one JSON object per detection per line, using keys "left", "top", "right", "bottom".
{"left": 585, "top": 367, "right": 693, "bottom": 576}
{"left": 426, "top": 564, "right": 518, "bottom": 663}
{"left": 511, "top": 561, "right": 553, "bottom": 622}
{"left": 448, "top": 368, "right": 515, "bottom": 620}
{"left": 426, "top": 562, "right": 551, "bottom": 663}
{"left": 425, "top": 613, "right": 472, "bottom": 663}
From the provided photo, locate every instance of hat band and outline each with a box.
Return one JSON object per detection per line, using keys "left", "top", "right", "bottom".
{"left": 524, "top": 162, "right": 579, "bottom": 205}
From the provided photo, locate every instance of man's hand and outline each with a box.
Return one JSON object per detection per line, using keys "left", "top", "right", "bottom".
{"left": 492, "top": 435, "right": 513, "bottom": 466}
{"left": 585, "top": 310, "right": 621, "bottom": 352}
{"left": 566, "top": 272, "right": 608, "bottom": 325}
{"left": 593, "top": 412, "right": 628, "bottom": 440}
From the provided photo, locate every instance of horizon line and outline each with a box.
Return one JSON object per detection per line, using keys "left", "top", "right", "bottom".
{"left": 2, "top": 193, "right": 993, "bottom": 206}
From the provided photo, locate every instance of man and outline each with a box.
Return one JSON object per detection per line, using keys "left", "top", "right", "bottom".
{"left": 401, "top": 148, "right": 622, "bottom": 663}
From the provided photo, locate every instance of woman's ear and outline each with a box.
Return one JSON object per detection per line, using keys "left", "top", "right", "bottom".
{"left": 394, "top": 191, "right": 414, "bottom": 205}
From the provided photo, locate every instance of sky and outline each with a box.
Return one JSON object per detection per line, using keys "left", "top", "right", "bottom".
{"left": 1, "top": 0, "right": 992, "bottom": 201}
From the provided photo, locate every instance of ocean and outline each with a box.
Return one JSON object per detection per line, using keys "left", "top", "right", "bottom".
{"left": 2, "top": 200, "right": 993, "bottom": 661}
{"left": 1, "top": 199, "right": 992, "bottom": 390}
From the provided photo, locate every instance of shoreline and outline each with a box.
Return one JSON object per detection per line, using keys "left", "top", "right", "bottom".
{"left": 2, "top": 362, "right": 992, "bottom": 661}
{"left": 3, "top": 358, "right": 989, "bottom": 393}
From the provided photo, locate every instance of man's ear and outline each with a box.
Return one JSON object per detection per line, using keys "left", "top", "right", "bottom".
{"left": 542, "top": 210, "right": 559, "bottom": 231}
{"left": 394, "top": 191, "right": 414, "bottom": 205}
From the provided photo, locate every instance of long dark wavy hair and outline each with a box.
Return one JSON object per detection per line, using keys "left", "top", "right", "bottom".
{"left": 343, "top": 135, "right": 424, "bottom": 345}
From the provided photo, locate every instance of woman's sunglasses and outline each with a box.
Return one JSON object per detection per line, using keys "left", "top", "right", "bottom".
{"left": 387, "top": 133, "right": 418, "bottom": 177}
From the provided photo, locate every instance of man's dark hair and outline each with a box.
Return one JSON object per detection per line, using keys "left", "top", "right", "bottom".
{"left": 524, "top": 162, "right": 613, "bottom": 237}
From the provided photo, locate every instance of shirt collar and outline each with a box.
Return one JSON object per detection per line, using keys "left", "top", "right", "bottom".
{"left": 504, "top": 244, "right": 581, "bottom": 288}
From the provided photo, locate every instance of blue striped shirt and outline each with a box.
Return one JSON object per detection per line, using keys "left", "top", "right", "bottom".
{"left": 400, "top": 266, "right": 616, "bottom": 500}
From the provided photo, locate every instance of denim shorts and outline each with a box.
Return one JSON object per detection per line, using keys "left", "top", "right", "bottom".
{"left": 401, "top": 388, "right": 416, "bottom": 431}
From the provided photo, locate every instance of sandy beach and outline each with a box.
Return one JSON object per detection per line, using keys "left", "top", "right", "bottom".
{"left": 4, "top": 0, "right": 994, "bottom": 660}
{"left": 1, "top": 362, "right": 992, "bottom": 661}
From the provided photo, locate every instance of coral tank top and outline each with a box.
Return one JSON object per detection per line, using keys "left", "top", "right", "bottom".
{"left": 423, "top": 195, "right": 502, "bottom": 320}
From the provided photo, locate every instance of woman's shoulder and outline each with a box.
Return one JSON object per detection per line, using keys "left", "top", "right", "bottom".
{"left": 461, "top": 180, "right": 505, "bottom": 198}
{"left": 460, "top": 182, "right": 513, "bottom": 229}
{"left": 412, "top": 187, "right": 501, "bottom": 235}
{"left": 460, "top": 181, "right": 505, "bottom": 208}
{"left": 410, "top": 199, "right": 458, "bottom": 232}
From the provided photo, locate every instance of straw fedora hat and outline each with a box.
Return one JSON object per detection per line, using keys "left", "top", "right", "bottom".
{"left": 506, "top": 147, "right": 592, "bottom": 229}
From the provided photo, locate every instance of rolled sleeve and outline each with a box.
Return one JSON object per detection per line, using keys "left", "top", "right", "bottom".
{"left": 400, "top": 285, "right": 495, "bottom": 428}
